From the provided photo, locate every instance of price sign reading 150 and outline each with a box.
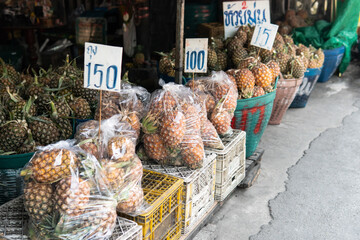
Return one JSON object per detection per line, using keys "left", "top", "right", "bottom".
{"left": 184, "top": 38, "right": 208, "bottom": 73}
{"left": 84, "top": 42, "right": 123, "bottom": 92}
{"left": 250, "top": 23, "right": 279, "bottom": 50}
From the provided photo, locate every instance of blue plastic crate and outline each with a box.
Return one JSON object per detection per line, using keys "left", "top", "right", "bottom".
{"left": 317, "top": 46, "right": 345, "bottom": 83}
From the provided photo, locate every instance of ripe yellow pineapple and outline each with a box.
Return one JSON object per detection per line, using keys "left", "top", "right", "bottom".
{"left": 21, "top": 149, "right": 79, "bottom": 183}
{"left": 181, "top": 102, "right": 201, "bottom": 133}
{"left": 54, "top": 176, "right": 90, "bottom": 216}
{"left": 117, "top": 185, "right": 144, "bottom": 214}
{"left": 210, "top": 107, "right": 232, "bottom": 136}
{"left": 160, "top": 110, "right": 185, "bottom": 148}
{"left": 201, "top": 119, "right": 225, "bottom": 149}
{"left": 143, "top": 133, "right": 169, "bottom": 161}
{"left": 107, "top": 136, "right": 135, "bottom": 162}
{"left": 235, "top": 69, "right": 255, "bottom": 98}
{"left": 252, "top": 63, "right": 273, "bottom": 88}
{"left": 24, "top": 182, "right": 54, "bottom": 223}
{"left": 149, "top": 91, "right": 177, "bottom": 116}
{"left": 125, "top": 156, "right": 143, "bottom": 182}
{"left": 181, "top": 135, "right": 204, "bottom": 169}
{"left": 100, "top": 159, "right": 125, "bottom": 190}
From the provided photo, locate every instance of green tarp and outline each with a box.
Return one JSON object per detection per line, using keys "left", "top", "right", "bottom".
{"left": 292, "top": 0, "right": 360, "bottom": 73}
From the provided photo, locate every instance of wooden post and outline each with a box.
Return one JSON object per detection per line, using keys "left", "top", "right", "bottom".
{"left": 175, "top": 0, "right": 185, "bottom": 84}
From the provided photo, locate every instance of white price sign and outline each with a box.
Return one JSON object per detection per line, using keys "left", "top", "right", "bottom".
{"left": 222, "top": 1, "right": 271, "bottom": 39}
{"left": 250, "top": 23, "right": 278, "bottom": 50}
{"left": 184, "top": 38, "right": 208, "bottom": 73}
{"left": 84, "top": 42, "right": 123, "bottom": 92}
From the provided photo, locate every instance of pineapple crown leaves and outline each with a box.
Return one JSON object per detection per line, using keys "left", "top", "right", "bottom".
{"left": 22, "top": 96, "right": 37, "bottom": 119}
{"left": 6, "top": 86, "right": 21, "bottom": 103}
{"left": 141, "top": 114, "right": 159, "bottom": 134}
{"left": 49, "top": 101, "right": 59, "bottom": 119}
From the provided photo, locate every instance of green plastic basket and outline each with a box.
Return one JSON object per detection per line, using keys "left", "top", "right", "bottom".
{"left": 0, "top": 152, "right": 34, "bottom": 205}
{"left": 232, "top": 82, "right": 277, "bottom": 158}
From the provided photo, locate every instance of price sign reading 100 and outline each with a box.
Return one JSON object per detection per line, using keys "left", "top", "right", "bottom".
{"left": 184, "top": 38, "right": 208, "bottom": 73}
{"left": 84, "top": 42, "right": 123, "bottom": 92}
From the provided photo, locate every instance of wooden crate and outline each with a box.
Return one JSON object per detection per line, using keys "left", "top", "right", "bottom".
{"left": 197, "top": 22, "right": 224, "bottom": 38}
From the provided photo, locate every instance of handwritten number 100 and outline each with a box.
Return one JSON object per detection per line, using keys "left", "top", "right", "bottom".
{"left": 186, "top": 50, "right": 205, "bottom": 71}
{"left": 86, "top": 63, "right": 118, "bottom": 89}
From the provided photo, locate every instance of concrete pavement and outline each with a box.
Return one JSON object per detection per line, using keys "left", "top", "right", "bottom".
{"left": 193, "top": 63, "right": 360, "bottom": 240}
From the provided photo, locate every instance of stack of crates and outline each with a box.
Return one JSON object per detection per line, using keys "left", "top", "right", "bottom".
{"left": 205, "top": 129, "right": 246, "bottom": 201}
{"left": 0, "top": 196, "right": 143, "bottom": 240}
{"left": 118, "top": 170, "right": 183, "bottom": 240}
{"left": 142, "top": 153, "right": 217, "bottom": 234}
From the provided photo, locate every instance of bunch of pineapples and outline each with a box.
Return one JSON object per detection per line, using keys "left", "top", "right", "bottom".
{"left": 186, "top": 71, "right": 238, "bottom": 137}
{"left": 74, "top": 115, "right": 144, "bottom": 214}
{"left": 141, "top": 83, "right": 206, "bottom": 169}
{"left": 0, "top": 57, "right": 98, "bottom": 155}
{"left": 21, "top": 140, "right": 119, "bottom": 239}
{"left": 158, "top": 51, "right": 176, "bottom": 77}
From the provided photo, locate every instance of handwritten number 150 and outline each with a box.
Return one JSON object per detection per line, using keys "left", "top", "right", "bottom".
{"left": 86, "top": 63, "right": 118, "bottom": 89}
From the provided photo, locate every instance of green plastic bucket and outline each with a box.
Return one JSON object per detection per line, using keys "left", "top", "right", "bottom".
{"left": 0, "top": 152, "right": 34, "bottom": 205}
{"left": 232, "top": 83, "right": 277, "bottom": 158}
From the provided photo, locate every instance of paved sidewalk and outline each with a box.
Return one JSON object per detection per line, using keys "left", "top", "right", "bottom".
{"left": 193, "top": 63, "right": 360, "bottom": 240}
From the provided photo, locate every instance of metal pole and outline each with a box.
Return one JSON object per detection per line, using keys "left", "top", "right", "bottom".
{"left": 175, "top": 0, "right": 185, "bottom": 84}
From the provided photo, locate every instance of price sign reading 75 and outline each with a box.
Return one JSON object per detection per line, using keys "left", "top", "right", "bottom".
{"left": 84, "top": 42, "right": 123, "bottom": 92}
{"left": 250, "top": 23, "right": 279, "bottom": 51}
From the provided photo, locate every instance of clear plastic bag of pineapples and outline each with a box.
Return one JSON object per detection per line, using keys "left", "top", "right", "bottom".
{"left": 94, "top": 83, "right": 150, "bottom": 139}
{"left": 21, "top": 140, "right": 119, "bottom": 239}
{"left": 74, "top": 115, "right": 146, "bottom": 215}
{"left": 140, "top": 79, "right": 236, "bottom": 169}
{"left": 186, "top": 71, "right": 238, "bottom": 138}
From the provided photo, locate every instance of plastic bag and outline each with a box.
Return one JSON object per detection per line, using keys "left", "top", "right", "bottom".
{"left": 94, "top": 84, "right": 150, "bottom": 137}
{"left": 74, "top": 115, "right": 145, "bottom": 215}
{"left": 188, "top": 71, "right": 238, "bottom": 136}
{"left": 141, "top": 83, "right": 205, "bottom": 169}
{"left": 21, "top": 140, "right": 118, "bottom": 240}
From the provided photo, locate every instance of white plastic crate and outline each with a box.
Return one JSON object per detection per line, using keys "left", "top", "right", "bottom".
{"left": 205, "top": 129, "right": 246, "bottom": 187}
{"left": 0, "top": 196, "right": 142, "bottom": 240}
{"left": 214, "top": 160, "right": 245, "bottom": 202}
{"left": 141, "top": 153, "right": 217, "bottom": 234}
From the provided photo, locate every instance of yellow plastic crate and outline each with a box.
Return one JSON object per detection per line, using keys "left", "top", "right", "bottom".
{"left": 119, "top": 170, "right": 184, "bottom": 240}
{"left": 142, "top": 154, "right": 217, "bottom": 234}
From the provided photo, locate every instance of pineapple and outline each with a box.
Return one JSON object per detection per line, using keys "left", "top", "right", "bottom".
{"left": 72, "top": 76, "right": 98, "bottom": 106}
{"left": 181, "top": 102, "right": 201, "bottom": 133}
{"left": 69, "top": 97, "right": 92, "bottom": 119}
{"left": 210, "top": 37, "right": 224, "bottom": 50}
{"left": 126, "top": 156, "right": 143, "bottom": 182}
{"left": 315, "top": 48, "right": 325, "bottom": 66}
{"left": 0, "top": 120, "right": 27, "bottom": 152}
{"left": 78, "top": 140, "right": 100, "bottom": 159}
{"left": 100, "top": 159, "right": 125, "bottom": 190}
{"left": 0, "top": 105, "right": 6, "bottom": 126}
{"left": 49, "top": 98, "right": 71, "bottom": 119}
{"left": 216, "top": 50, "right": 227, "bottom": 71}
{"left": 260, "top": 48, "right": 275, "bottom": 62}
{"left": 275, "top": 51, "right": 291, "bottom": 74}
{"left": 201, "top": 119, "right": 224, "bottom": 149}
{"left": 288, "top": 56, "right": 306, "bottom": 78}
{"left": 143, "top": 133, "right": 169, "bottom": 161}
{"left": 266, "top": 60, "right": 281, "bottom": 84}
{"left": 296, "top": 44, "right": 310, "bottom": 59}
{"left": 208, "top": 47, "right": 218, "bottom": 69}
{"left": 225, "top": 70, "right": 238, "bottom": 89}
{"left": 117, "top": 185, "right": 143, "bottom": 214}
{"left": 18, "top": 129, "right": 39, "bottom": 154}
{"left": 231, "top": 47, "right": 248, "bottom": 67}
{"left": 235, "top": 69, "right": 255, "bottom": 96}
{"left": 160, "top": 110, "right": 185, "bottom": 148}
{"left": 237, "top": 57, "right": 258, "bottom": 69}
{"left": 210, "top": 107, "right": 232, "bottom": 136}
{"left": 53, "top": 117, "right": 73, "bottom": 140}
{"left": 275, "top": 32, "right": 284, "bottom": 44}
{"left": 24, "top": 182, "right": 54, "bottom": 223}
{"left": 121, "top": 112, "right": 141, "bottom": 137}
{"left": 28, "top": 116, "right": 60, "bottom": 146}
{"left": 149, "top": 90, "right": 177, "bottom": 116}
{"left": 235, "top": 28, "right": 248, "bottom": 44}
{"left": 252, "top": 63, "right": 273, "bottom": 88}
{"left": 159, "top": 56, "right": 174, "bottom": 76}
{"left": 94, "top": 101, "right": 120, "bottom": 120}
{"left": 253, "top": 86, "right": 266, "bottom": 98}
{"left": 54, "top": 176, "right": 90, "bottom": 216}
{"left": 74, "top": 120, "right": 99, "bottom": 141}
{"left": 21, "top": 148, "right": 79, "bottom": 183}
{"left": 227, "top": 37, "right": 244, "bottom": 56}
{"left": 107, "top": 136, "right": 135, "bottom": 162}
{"left": 181, "top": 135, "right": 204, "bottom": 169}
{"left": 26, "top": 76, "right": 45, "bottom": 98}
